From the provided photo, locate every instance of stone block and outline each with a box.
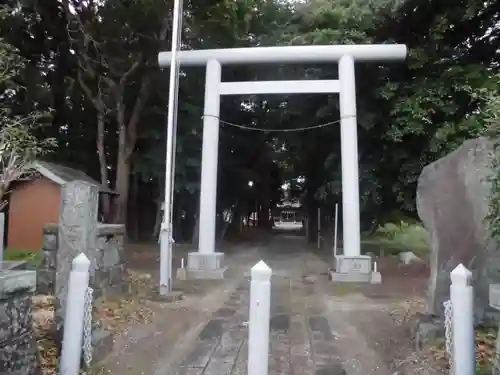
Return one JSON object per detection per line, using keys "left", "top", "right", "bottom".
{"left": 187, "top": 252, "right": 225, "bottom": 271}
{"left": 96, "top": 236, "right": 108, "bottom": 252}
{"left": 329, "top": 270, "right": 371, "bottom": 283}
{"left": 41, "top": 249, "right": 56, "bottom": 270}
{"left": 108, "top": 264, "right": 125, "bottom": 285}
{"left": 185, "top": 267, "right": 228, "bottom": 280}
{"left": 0, "top": 293, "right": 32, "bottom": 339}
{"left": 91, "top": 328, "right": 114, "bottom": 365}
{"left": 0, "top": 330, "right": 40, "bottom": 375}
{"left": 176, "top": 267, "right": 188, "bottom": 280}
{"left": 43, "top": 232, "right": 58, "bottom": 251}
{"left": 0, "top": 261, "right": 27, "bottom": 271}
{"left": 97, "top": 224, "right": 125, "bottom": 236}
{"left": 36, "top": 270, "right": 55, "bottom": 295}
{"left": 491, "top": 284, "right": 500, "bottom": 311}
{"left": 370, "top": 271, "right": 382, "bottom": 284}
{"left": 0, "top": 270, "right": 37, "bottom": 298}
{"left": 399, "top": 251, "right": 423, "bottom": 265}
{"left": 102, "top": 247, "right": 120, "bottom": 269}
{"left": 335, "top": 255, "right": 371, "bottom": 274}
{"left": 43, "top": 223, "right": 58, "bottom": 234}
{"left": 414, "top": 318, "right": 444, "bottom": 350}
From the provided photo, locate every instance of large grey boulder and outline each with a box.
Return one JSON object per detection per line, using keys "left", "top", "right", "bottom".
{"left": 417, "top": 137, "right": 500, "bottom": 323}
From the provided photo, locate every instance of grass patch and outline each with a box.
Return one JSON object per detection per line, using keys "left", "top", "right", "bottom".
{"left": 361, "top": 220, "right": 429, "bottom": 259}
{"left": 329, "top": 282, "right": 360, "bottom": 296}
{"left": 4, "top": 248, "right": 40, "bottom": 267}
{"left": 477, "top": 364, "right": 492, "bottom": 375}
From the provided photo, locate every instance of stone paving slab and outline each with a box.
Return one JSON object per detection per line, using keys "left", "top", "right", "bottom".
{"left": 171, "top": 256, "right": 347, "bottom": 375}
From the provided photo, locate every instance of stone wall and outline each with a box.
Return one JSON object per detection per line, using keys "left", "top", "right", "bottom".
{"left": 38, "top": 223, "right": 127, "bottom": 299}
{"left": 94, "top": 224, "right": 128, "bottom": 298}
{"left": 0, "top": 266, "right": 40, "bottom": 375}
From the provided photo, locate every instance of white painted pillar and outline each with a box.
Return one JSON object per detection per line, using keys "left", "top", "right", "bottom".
{"left": 333, "top": 203, "right": 338, "bottom": 258}
{"left": 198, "top": 59, "right": 222, "bottom": 254}
{"left": 248, "top": 260, "right": 272, "bottom": 375}
{"left": 450, "top": 264, "right": 475, "bottom": 375}
{"left": 339, "top": 55, "right": 361, "bottom": 257}
{"left": 60, "top": 253, "right": 90, "bottom": 375}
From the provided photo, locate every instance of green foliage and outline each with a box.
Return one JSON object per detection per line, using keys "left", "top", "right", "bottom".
{"left": 0, "top": 9, "right": 56, "bottom": 159}
{"left": 2, "top": 0, "right": 500, "bottom": 241}
{"left": 362, "top": 219, "right": 429, "bottom": 258}
{"left": 0, "top": 39, "right": 24, "bottom": 86}
{"left": 476, "top": 364, "right": 491, "bottom": 375}
{"left": 0, "top": 25, "right": 56, "bottom": 209}
{"left": 476, "top": 79, "right": 500, "bottom": 244}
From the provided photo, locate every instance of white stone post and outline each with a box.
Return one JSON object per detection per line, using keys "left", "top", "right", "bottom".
{"left": 198, "top": 58, "right": 221, "bottom": 254}
{"left": 450, "top": 264, "right": 475, "bottom": 375}
{"left": 248, "top": 260, "right": 272, "bottom": 375}
{"left": 59, "top": 253, "right": 91, "bottom": 375}
{"left": 0, "top": 212, "right": 4, "bottom": 261}
{"left": 338, "top": 55, "right": 361, "bottom": 257}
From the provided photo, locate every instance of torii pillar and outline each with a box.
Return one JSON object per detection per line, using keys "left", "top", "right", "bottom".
{"left": 158, "top": 44, "right": 407, "bottom": 281}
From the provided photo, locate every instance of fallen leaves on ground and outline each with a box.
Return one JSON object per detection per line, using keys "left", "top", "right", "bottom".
{"left": 31, "top": 270, "right": 157, "bottom": 375}
{"left": 126, "top": 269, "right": 156, "bottom": 296}
{"left": 389, "top": 297, "right": 427, "bottom": 325}
{"left": 31, "top": 295, "right": 57, "bottom": 375}
{"left": 92, "top": 270, "right": 155, "bottom": 332}
{"left": 429, "top": 327, "right": 497, "bottom": 371}
{"left": 93, "top": 296, "right": 154, "bottom": 332}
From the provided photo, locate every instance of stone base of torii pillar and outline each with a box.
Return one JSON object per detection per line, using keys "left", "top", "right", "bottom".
{"left": 329, "top": 255, "right": 382, "bottom": 284}
{"left": 176, "top": 252, "right": 228, "bottom": 280}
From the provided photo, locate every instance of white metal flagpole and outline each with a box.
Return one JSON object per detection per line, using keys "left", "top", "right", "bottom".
{"left": 160, "top": 0, "right": 184, "bottom": 296}
{"left": 333, "top": 203, "right": 338, "bottom": 258}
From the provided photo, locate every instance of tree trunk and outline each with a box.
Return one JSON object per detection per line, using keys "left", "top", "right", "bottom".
{"left": 96, "top": 112, "right": 111, "bottom": 221}
{"left": 129, "top": 173, "right": 140, "bottom": 241}
{"left": 112, "top": 155, "right": 131, "bottom": 225}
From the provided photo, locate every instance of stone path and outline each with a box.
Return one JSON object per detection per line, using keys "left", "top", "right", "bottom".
{"left": 104, "top": 233, "right": 408, "bottom": 375}
{"left": 168, "top": 233, "right": 384, "bottom": 375}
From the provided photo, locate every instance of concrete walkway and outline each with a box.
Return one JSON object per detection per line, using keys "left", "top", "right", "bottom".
{"left": 163, "top": 232, "right": 391, "bottom": 375}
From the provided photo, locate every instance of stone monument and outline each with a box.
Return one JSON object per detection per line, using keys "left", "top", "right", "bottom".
{"left": 417, "top": 137, "right": 500, "bottom": 323}
{"left": 55, "top": 181, "right": 98, "bottom": 340}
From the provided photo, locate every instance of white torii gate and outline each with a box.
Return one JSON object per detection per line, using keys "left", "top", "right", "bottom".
{"left": 158, "top": 44, "right": 407, "bottom": 282}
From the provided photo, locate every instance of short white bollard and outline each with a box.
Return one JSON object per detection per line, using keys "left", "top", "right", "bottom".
{"left": 59, "top": 253, "right": 91, "bottom": 375}
{"left": 248, "top": 260, "right": 272, "bottom": 375}
{"left": 450, "top": 264, "right": 475, "bottom": 375}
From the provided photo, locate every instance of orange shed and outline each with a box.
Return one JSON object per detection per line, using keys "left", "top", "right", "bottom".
{"left": 7, "top": 161, "right": 114, "bottom": 251}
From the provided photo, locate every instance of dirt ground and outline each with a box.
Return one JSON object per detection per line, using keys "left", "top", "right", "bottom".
{"left": 331, "top": 259, "right": 439, "bottom": 375}
{"left": 310, "top": 245, "right": 439, "bottom": 375}
{"left": 33, "top": 234, "right": 448, "bottom": 375}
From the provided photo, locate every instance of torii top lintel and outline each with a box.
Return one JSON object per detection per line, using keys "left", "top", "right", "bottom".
{"left": 158, "top": 44, "right": 407, "bottom": 67}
